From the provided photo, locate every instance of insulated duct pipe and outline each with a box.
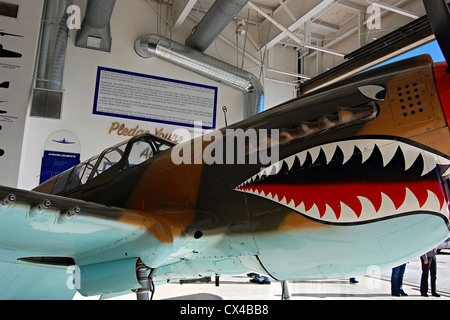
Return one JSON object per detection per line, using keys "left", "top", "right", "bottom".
{"left": 75, "top": 0, "right": 116, "bottom": 52}
{"left": 135, "top": 35, "right": 263, "bottom": 119}
{"left": 185, "top": 0, "right": 249, "bottom": 52}
{"left": 36, "top": 0, "right": 72, "bottom": 91}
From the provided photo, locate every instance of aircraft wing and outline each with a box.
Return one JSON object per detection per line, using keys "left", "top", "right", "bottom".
{"left": 0, "top": 185, "right": 186, "bottom": 299}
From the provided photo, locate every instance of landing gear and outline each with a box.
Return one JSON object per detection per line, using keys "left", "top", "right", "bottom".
{"left": 133, "top": 259, "right": 156, "bottom": 300}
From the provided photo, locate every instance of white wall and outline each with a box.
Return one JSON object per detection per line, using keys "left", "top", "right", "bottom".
{"left": 265, "top": 45, "right": 298, "bottom": 109}
{"left": 0, "top": 0, "right": 44, "bottom": 189}
{"left": 16, "top": 0, "right": 297, "bottom": 189}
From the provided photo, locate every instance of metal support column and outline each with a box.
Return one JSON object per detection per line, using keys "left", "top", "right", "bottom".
{"left": 281, "top": 280, "right": 291, "bottom": 300}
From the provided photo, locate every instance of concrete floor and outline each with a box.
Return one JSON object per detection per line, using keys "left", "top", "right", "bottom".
{"left": 74, "top": 250, "right": 450, "bottom": 300}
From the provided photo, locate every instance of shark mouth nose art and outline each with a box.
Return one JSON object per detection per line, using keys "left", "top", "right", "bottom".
{"left": 235, "top": 138, "right": 450, "bottom": 225}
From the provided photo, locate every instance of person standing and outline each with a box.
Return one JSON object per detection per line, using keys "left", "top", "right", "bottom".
{"left": 391, "top": 264, "right": 407, "bottom": 296}
{"left": 420, "top": 248, "right": 440, "bottom": 297}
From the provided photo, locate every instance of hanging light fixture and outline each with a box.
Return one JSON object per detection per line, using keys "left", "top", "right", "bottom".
{"left": 235, "top": 19, "right": 246, "bottom": 35}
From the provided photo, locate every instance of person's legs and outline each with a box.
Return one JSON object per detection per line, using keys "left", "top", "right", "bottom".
{"left": 430, "top": 259, "right": 440, "bottom": 297}
{"left": 397, "top": 264, "right": 407, "bottom": 296}
{"left": 420, "top": 258, "right": 430, "bottom": 296}
{"left": 391, "top": 266, "right": 401, "bottom": 296}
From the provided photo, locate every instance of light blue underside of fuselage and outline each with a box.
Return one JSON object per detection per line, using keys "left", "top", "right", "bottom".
{"left": 253, "top": 213, "right": 449, "bottom": 280}
{"left": 154, "top": 212, "right": 449, "bottom": 284}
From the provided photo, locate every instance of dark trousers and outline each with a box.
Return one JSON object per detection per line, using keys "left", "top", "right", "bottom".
{"left": 391, "top": 264, "right": 406, "bottom": 295}
{"left": 420, "top": 257, "right": 437, "bottom": 294}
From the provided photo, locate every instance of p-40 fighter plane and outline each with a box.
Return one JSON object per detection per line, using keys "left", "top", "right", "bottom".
{"left": 1, "top": 1, "right": 450, "bottom": 300}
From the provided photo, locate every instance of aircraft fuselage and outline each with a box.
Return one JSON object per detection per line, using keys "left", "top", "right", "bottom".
{"left": 34, "top": 55, "right": 450, "bottom": 282}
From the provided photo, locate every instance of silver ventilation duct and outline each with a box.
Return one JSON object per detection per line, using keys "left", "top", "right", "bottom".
{"left": 135, "top": 34, "right": 263, "bottom": 120}
{"left": 185, "top": 0, "right": 249, "bottom": 52}
{"left": 31, "top": 0, "right": 72, "bottom": 118}
{"left": 75, "top": 0, "right": 116, "bottom": 52}
{"left": 35, "top": 0, "right": 71, "bottom": 91}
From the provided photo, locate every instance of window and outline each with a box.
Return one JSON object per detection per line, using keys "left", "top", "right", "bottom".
{"left": 0, "top": 2, "right": 19, "bottom": 18}
{"left": 154, "top": 138, "right": 174, "bottom": 152}
{"left": 90, "top": 142, "right": 127, "bottom": 180}
{"left": 128, "top": 139, "right": 154, "bottom": 167}
{"left": 50, "top": 133, "right": 176, "bottom": 195}
{"left": 64, "top": 161, "right": 88, "bottom": 192}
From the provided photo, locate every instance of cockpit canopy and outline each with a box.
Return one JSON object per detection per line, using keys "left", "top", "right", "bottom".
{"left": 48, "top": 133, "right": 175, "bottom": 195}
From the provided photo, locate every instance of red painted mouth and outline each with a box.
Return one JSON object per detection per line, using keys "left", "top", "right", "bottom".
{"left": 237, "top": 180, "right": 445, "bottom": 220}
{"left": 235, "top": 139, "right": 450, "bottom": 224}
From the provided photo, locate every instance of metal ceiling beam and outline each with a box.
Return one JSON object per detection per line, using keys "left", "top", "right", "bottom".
{"left": 248, "top": 1, "right": 345, "bottom": 57}
{"left": 266, "top": 67, "right": 311, "bottom": 79}
{"left": 253, "top": 0, "right": 335, "bottom": 52}
{"left": 312, "top": 20, "right": 340, "bottom": 33}
{"left": 335, "top": 0, "right": 366, "bottom": 12}
{"left": 265, "top": 77, "right": 300, "bottom": 86}
{"left": 362, "top": 0, "right": 413, "bottom": 28}
{"left": 307, "top": 26, "right": 358, "bottom": 58}
{"left": 276, "top": 0, "right": 296, "bottom": 22}
{"left": 371, "top": 2, "right": 420, "bottom": 19}
{"left": 299, "top": 14, "right": 433, "bottom": 95}
{"left": 172, "top": 0, "right": 198, "bottom": 31}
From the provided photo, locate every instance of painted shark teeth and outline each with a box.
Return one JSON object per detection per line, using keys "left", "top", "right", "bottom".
{"left": 235, "top": 139, "right": 450, "bottom": 225}
{"left": 238, "top": 139, "right": 450, "bottom": 187}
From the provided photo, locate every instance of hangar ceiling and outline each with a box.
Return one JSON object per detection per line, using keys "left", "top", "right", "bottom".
{"left": 157, "top": 0, "right": 426, "bottom": 78}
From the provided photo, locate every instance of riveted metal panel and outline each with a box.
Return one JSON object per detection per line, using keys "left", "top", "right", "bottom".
{"left": 389, "top": 74, "right": 435, "bottom": 127}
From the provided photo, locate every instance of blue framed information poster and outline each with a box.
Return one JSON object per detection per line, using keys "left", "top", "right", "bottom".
{"left": 93, "top": 67, "right": 218, "bottom": 130}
